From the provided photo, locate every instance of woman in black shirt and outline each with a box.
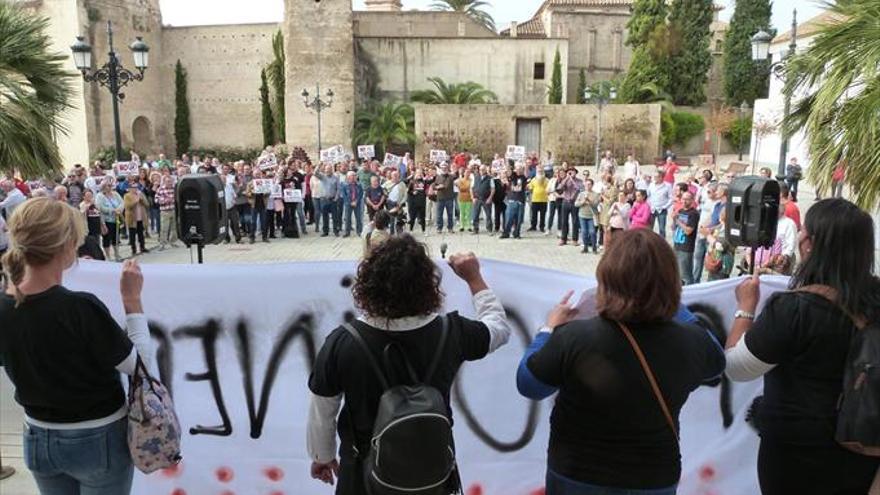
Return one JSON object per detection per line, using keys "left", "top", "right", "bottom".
{"left": 407, "top": 167, "right": 428, "bottom": 233}
{"left": 517, "top": 228, "right": 725, "bottom": 494}
{"left": 0, "top": 197, "right": 152, "bottom": 494}
{"left": 726, "top": 198, "right": 880, "bottom": 494}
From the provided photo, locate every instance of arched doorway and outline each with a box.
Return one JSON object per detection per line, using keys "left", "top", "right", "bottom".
{"left": 132, "top": 116, "right": 152, "bottom": 155}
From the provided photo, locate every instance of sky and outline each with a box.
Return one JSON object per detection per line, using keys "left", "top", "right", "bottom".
{"left": 159, "top": 0, "right": 825, "bottom": 33}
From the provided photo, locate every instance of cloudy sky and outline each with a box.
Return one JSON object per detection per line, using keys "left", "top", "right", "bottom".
{"left": 159, "top": 0, "right": 824, "bottom": 33}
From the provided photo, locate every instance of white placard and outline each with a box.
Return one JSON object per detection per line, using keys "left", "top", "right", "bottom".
{"left": 283, "top": 188, "right": 303, "bottom": 203}
{"left": 61, "top": 260, "right": 787, "bottom": 495}
{"left": 320, "top": 145, "right": 346, "bottom": 164}
{"left": 383, "top": 153, "right": 402, "bottom": 169}
{"left": 505, "top": 145, "right": 526, "bottom": 162}
{"left": 271, "top": 183, "right": 283, "bottom": 198}
{"left": 357, "top": 145, "right": 375, "bottom": 160}
{"left": 258, "top": 155, "right": 278, "bottom": 171}
{"left": 430, "top": 149, "right": 448, "bottom": 164}
{"left": 252, "top": 179, "right": 273, "bottom": 195}
{"left": 114, "top": 161, "right": 139, "bottom": 177}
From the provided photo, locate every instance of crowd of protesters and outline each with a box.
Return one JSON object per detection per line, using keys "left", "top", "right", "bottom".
{"left": 1, "top": 146, "right": 809, "bottom": 287}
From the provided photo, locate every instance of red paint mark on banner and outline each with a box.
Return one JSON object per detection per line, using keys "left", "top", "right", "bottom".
{"left": 219, "top": 491, "right": 235, "bottom": 495}
{"left": 161, "top": 463, "right": 182, "bottom": 478}
{"left": 170, "top": 489, "right": 186, "bottom": 495}
{"left": 269, "top": 491, "right": 285, "bottom": 495}
{"left": 263, "top": 466, "right": 285, "bottom": 482}
{"left": 215, "top": 466, "right": 234, "bottom": 483}
{"left": 465, "top": 484, "right": 483, "bottom": 495}
{"left": 529, "top": 488, "right": 546, "bottom": 495}
{"left": 699, "top": 464, "right": 717, "bottom": 481}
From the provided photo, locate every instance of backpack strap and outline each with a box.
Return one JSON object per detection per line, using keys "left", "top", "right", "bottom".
{"left": 343, "top": 322, "right": 390, "bottom": 390}
{"left": 424, "top": 315, "right": 449, "bottom": 384}
{"left": 795, "top": 285, "right": 869, "bottom": 330}
{"left": 615, "top": 321, "right": 678, "bottom": 439}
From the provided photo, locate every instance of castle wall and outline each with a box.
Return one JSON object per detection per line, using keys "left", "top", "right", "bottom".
{"left": 160, "top": 23, "right": 278, "bottom": 151}
{"left": 414, "top": 103, "right": 661, "bottom": 166}
{"left": 359, "top": 37, "right": 569, "bottom": 105}
{"left": 353, "top": 11, "right": 496, "bottom": 38}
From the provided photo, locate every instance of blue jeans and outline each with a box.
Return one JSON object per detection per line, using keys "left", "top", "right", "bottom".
{"left": 546, "top": 469, "right": 677, "bottom": 495}
{"left": 343, "top": 201, "right": 364, "bottom": 235}
{"left": 250, "top": 205, "right": 268, "bottom": 240}
{"left": 504, "top": 200, "right": 523, "bottom": 237}
{"left": 149, "top": 208, "right": 160, "bottom": 234}
{"left": 436, "top": 198, "right": 455, "bottom": 231}
{"left": 692, "top": 237, "right": 708, "bottom": 284}
{"left": 24, "top": 418, "right": 133, "bottom": 495}
{"left": 294, "top": 202, "right": 307, "bottom": 231}
{"left": 321, "top": 198, "right": 338, "bottom": 235}
{"left": 579, "top": 217, "right": 596, "bottom": 250}
{"left": 652, "top": 210, "right": 668, "bottom": 239}
{"left": 676, "top": 249, "right": 695, "bottom": 286}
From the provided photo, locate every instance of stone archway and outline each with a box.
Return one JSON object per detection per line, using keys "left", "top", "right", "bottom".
{"left": 132, "top": 116, "right": 153, "bottom": 155}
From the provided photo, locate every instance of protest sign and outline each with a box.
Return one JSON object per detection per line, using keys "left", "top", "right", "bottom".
{"left": 383, "top": 153, "right": 402, "bottom": 169}
{"left": 430, "top": 149, "right": 448, "bottom": 164}
{"left": 320, "top": 145, "right": 346, "bottom": 164}
{"left": 252, "top": 179, "right": 273, "bottom": 194}
{"left": 271, "top": 183, "right": 283, "bottom": 198}
{"left": 114, "top": 161, "right": 139, "bottom": 177}
{"left": 283, "top": 188, "right": 303, "bottom": 203}
{"left": 258, "top": 154, "right": 277, "bottom": 171}
{"left": 506, "top": 145, "right": 526, "bottom": 162}
{"left": 65, "top": 260, "right": 785, "bottom": 495}
{"left": 357, "top": 145, "right": 375, "bottom": 160}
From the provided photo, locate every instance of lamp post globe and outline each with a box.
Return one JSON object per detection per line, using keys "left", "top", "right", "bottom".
{"left": 129, "top": 37, "right": 149, "bottom": 71}
{"left": 70, "top": 36, "right": 92, "bottom": 72}
{"left": 751, "top": 31, "right": 772, "bottom": 61}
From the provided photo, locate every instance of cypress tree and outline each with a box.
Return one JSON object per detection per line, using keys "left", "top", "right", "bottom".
{"left": 576, "top": 68, "right": 588, "bottom": 104}
{"left": 548, "top": 47, "right": 563, "bottom": 104}
{"left": 267, "top": 30, "right": 286, "bottom": 143}
{"left": 619, "top": 0, "right": 670, "bottom": 103}
{"left": 260, "top": 69, "right": 276, "bottom": 148}
{"left": 668, "top": 0, "right": 714, "bottom": 106}
{"left": 723, "top": 0, "right": 772, "bottom": 105}
{"left": 174, "top": 60, "right": 191, "bottom": 156}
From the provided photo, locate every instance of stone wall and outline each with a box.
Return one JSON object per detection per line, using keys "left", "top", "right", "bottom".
{"left": 413, "top": 103, "right": 661, "bottom": 166}
{"left": 160, "top": 23, "right": 277, "bottom": 151}
{"left": 359, "top": 37, "right": 569, "bottom": 105}
{"left": 353, "top": 11, "right": 495, "bottom": 38}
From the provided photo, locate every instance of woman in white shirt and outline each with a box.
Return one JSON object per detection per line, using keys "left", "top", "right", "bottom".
{"left": 622, "top": 155, "right": 641, "bottom": 181}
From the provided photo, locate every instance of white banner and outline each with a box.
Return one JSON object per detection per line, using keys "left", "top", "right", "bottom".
{"left": 63, "top": 261, "right": 789, "bottom": 495}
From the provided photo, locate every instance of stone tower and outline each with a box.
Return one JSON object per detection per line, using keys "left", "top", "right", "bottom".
{"left": 283, "top": 0, "right": 356, "bottom": 157}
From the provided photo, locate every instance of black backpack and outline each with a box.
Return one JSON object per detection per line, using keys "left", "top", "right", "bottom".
{"left": 798, "top": 286, "right": 880, "bottom": 456}
{"left": 343, "top": 317, "right": 459, "bottom": 495}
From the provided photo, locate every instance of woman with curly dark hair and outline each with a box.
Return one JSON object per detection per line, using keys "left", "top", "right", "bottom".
{"left": 307, "top": 234, "right": 511, "bottom": 495}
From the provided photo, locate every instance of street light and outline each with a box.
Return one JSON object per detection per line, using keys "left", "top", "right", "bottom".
{"left": 752, "top": 9, "right": 797, "bottom": 177}
{"left": 71, "top": 21, "right": 149, "bottom": 163}
{"left": 302, "top": 84, "right": 334, "bottom": 156}
{"left": 584, "top": 83, "right": 617, "bottom": 171}
{"left": 737, "top": 101, "right": 750, "bottom": 161}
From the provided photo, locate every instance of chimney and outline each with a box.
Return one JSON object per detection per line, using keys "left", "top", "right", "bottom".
{"left": 364, "top": 0, "right": 402, "bottom": 11}
{"left": 510, "top": 21, "right": 518, "bottom": 38}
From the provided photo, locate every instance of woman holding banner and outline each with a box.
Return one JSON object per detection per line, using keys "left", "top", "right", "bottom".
{"left": 726, "top": 198, "right": 880, "bottom": 494}
{"left": 517, "top": 228, "right": 725, "bottom": 494}
{"left": 0, "top": 197, "right": 153, "bottom": 494}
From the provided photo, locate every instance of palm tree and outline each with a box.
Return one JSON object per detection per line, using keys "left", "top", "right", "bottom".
{"left": 0, "top": 1, "right": 75, "bottom": 177}
{"left": 783, "top": 0, "right": 880, "bottom": 210}
{"left": 410, "top": 77, "right": 498, "bottom": 104}
{"left": 430, "top": 0, "right": 496, "bottom": 32}
{"left": 352, "top": 101, "right": 416, "bottom": 157}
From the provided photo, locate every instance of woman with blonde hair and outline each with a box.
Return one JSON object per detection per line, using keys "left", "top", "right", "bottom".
{"left": 0, "top": 197, "right": 152, "bottom": 494}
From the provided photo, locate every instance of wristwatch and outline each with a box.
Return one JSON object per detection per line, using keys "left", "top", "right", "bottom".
{"left": 734, "top": 310, "right": 755, "bottom": 321}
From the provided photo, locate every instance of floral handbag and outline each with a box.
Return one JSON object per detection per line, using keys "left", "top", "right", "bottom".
{"left": 127, "top": 357, "right": 182, "bottom": 473}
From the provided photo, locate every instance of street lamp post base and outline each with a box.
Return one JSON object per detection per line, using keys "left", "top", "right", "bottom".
{"left": 0, "top": 465, "right": 16, "bottom": 480}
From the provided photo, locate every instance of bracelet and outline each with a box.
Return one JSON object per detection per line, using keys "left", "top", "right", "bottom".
{"left": 734, "top": 310, "right": 755, "bottom": 321}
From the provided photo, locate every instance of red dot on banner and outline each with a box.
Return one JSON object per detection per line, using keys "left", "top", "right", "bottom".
{"left": 263, "top": 466, "right": 285, "bottom": 482}
{"left": 161, "top": 464, "right": 182, "bottom": 478}
{"left": 700, "top": 464, "right": 717, "bottom": 481}
{"left": 269, "top": 491, "right": 285, "bottom": 495}
{"left": 219, "top": 491, "right": 235, "bottom": 495}
{"left": 529, "top": 489, "right": 546, "bottom": 495}
{"left": 170, "top": 489, "right": 186, "bottom": 495}
{"left": 215, "top": 466, "right": 234, "bottom": 483}
{"left": 466, "top": 484, "right": 483, "bottom": 495}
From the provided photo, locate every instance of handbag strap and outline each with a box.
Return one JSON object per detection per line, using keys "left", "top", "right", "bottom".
{"left": 342, "top": 322, "right": 390, "bottom": 390}
{"left": 615, "top": 321, "right": 678, "bottom": 439}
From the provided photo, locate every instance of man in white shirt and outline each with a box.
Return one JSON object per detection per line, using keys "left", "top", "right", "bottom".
{"left": 647, "top": 172, "right": 673, "bottom": 238}
{"left": 693, "top": 182, "right": 720, "bottom": 283}
{"left": 0, "top": 181, "right": 26, "bottom": 218}
{"left": 776, "top": 207, "right": 798, "bottom": 259}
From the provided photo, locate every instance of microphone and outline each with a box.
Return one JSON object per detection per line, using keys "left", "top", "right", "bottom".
{"left": 440, "top": 243, "right": 448, "bottom": 259}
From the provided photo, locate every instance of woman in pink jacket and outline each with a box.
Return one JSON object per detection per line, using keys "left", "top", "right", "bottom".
{"left": 629, "top": 190, "right": 652, "bottom": 229}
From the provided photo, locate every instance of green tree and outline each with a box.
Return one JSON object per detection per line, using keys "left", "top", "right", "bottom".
{"left": 411, "top": 77, "right": 498, "bottom": 104}
{"left": 430, "top": 0, "right": 495, "bottom": 32}
{"left": 619, "top": 0, "right": 670, "bottom": 103}
{"left": 174, "top": 60, "right": 191, "bottom": 156}
{"left": 669, "top": 111, "right": 705, "bottom": 145}
{"left": 266, "top": 30, "right": 286, "bottom": 143}
{"left": 352, "top": 102, "right": 416, "bottom": 157}
{"left": 576, "top": 68, "right": 588, "bottom": 104}
{"left": 259, "top": 69, "right": 275, "bottom": 148}
{"left": 723, "top": 0, "right": 772, "bottom": 106}
{"left": 548, "top": 47, "right": 563, "bottom": 104}
{"left": 784, "top": 0, "right": 880, "bottom": 209}
{"left": 0, "top": 1, "right": 74, "bottom": 177}
{"left": 667, "top": 0, "right": 713, "bottom": 106}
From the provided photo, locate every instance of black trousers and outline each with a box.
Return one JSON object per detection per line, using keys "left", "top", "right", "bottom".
{"left": 530, "top": 202, "right": 547, "bottom": 231}
{"left": 757, "top": 438, "right": 878, "bottom": 495}
{"left": 560, "top": 201, "right": 579, "bottom": 242}
{"left": 226, "top": 207, "right": 241, "bottom": 241}
{"left": 408, "top": 201, "right": 426, "bottom": 232}
{"left": 128, "top": 221, "right": 145, "bottom": 252}
{"left": 493, "top": 201, "right": 506, "bottom": 232}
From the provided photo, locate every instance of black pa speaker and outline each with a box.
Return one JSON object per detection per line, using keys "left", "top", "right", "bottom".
{"left": 726, "top": 176, "right": 780, "bottom": 249}
{"left": 176, "top": 174, "right": 227, "bottom": 247}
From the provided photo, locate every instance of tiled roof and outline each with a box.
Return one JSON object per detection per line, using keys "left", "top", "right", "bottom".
{"left": 500, "top": 17, "right": 547, "bottom": 38}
